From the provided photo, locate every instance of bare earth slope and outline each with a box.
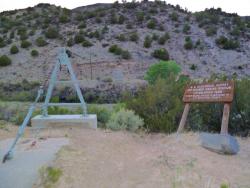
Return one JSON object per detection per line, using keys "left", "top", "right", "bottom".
{"left": 29, "top": 128, "right": 250, "bottom": 188}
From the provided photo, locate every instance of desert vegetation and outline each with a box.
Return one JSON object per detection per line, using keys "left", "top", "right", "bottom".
{"left": 0, "top": 1, "right": 249, "bottom": 135}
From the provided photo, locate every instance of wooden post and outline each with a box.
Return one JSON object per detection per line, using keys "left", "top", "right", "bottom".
{"left": 177, "top": 103, "right": 190, "bottom": 133}
{"left": 220, "top": 103, "right": 231, "bottom": 135}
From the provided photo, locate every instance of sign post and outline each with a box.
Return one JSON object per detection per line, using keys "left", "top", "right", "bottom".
{"left": 177, "top": 81, "right": 234, "bottom": 134}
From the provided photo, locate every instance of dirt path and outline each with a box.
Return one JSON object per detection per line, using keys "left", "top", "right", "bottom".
{"left": 28, "top": 127, "right": 250, "bottom": 188}
{"left": 1, "top": 126, "right": 250, "bottom": 188}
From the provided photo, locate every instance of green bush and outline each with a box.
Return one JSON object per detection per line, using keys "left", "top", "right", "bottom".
{"left": 29, "top": 29, "right": 36, "bottom": 36}
{"left": 9, "top": 31, "right": 15, "bottom": 39}
{"left": 82, "top": 40, "right": 93, "bottom": 47}
{"left": 31, "top": 49, "right": 39, "bottom": 57}
{"left": 230, "top": 78, "right": 250, "bottom": 135}
{"left": 152, "top": 48, "right": 169, "bottom": 60}
{"left": 158, "top": 33, "right": 170, "bottom": 45}
{"left": 205, "top": 26, "right": 217, "bottom": 36}
{"left": 126, "top": 23, "right": 133, "bottom": 29}
{"left": 145, "top": 60, "right": 181, "bottom": 84}
{"left": 74, "top": 34, "right": 85, "bottom": 44}
{"left": 184, "top": 36, "right": 193, "bottom": 50}
{"left": 121, "top": 50, "right": 131, "bottom": 60}
{"left": 136, "top": 11, "right": 144, "bottom": 22}
{"left": 78, "top": 22, "right": 86, "bottom": 29}
{"left": 45, "top": 27, "right": 59, "bottom": 39}
{"left": 147, "top": 19, "right": 157, "bottom": 29}
{"left": 190, "top": 64, "right": 197, "bottom": 70}
{"left": 215, "top": 36, "right": 239, "bottom": 50}
{"left": 129, "top": 32, "right": 139, "bottom": 42}
{"left": 194, "top": 10, "right": 220, "bottom": 26}
{"left": 36, "top": 37, "right": 48, "bottom": 47}
{"left": 21, "top": 40, "right": 32, "bottom": 48}
{"left": 183, "top": 23, "right": 190, "bottom": 34}
{"left": 19, "top": 33, "right": 28, "bottom": 40}
{"left": 59, "top": 14, "right": 69, "bottom": 23}
{"left": 109, "top": 44, "right": 122, "bottom": 55}
{"left": 170, "top": 12, "right": 178, "bottom": 21}
{"left": 10, "top": 45, "right": 19, "bottom": 54}
{"left": 95, "top": 17, "right": 102, "bottom": 23}
{"left": 0, "top": 55, "right": 11, "bottom": 66}
{"left": 106, "top": 109, "right": 143, "bottom": 132}
{"left": 17, "top": 26, "right": 27, "bottom": 36}
{"left": 109, "top": 44, "right": 131, "bottom": 59}
{"left": 124, "top": 76, "right": 187, "bottom": 133}
{"left": 152, "top": 33, "right": 159, "bottom": 41}
{"left": 110, "top": 12, "right": 118, "bottom": 24}
{"left": 118, "top": 15, "right": 125, "bottom": 24}
{"left": 88, "top": 105, "right": 111, "bottom": 126}
{"left": 230, "top": 27, "right": 240, "bottom": 36}
{"left": 67, "top": 37, "right": 74, "bottom": 47}
{"left": 124, "top": 1, "right": 138, "bottom": 9}
{"left": 144, "top": 35, "right": 152, "bottom": 48}
{"left": 0, "top": 37, "right": 6, "bottom": 48}
{"left": 116, "top": 34, "right": 126, "bottom": 42}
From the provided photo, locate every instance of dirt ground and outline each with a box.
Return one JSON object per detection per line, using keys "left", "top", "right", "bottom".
{"left": 1, "top": 125, "right": 250, "bottom": 188}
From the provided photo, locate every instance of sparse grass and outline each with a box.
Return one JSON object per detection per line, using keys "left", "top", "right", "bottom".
{"left": 39, "top": 166, "right": 63, "bottom": 188}
{"left": 0, "top": 120, "right": 8, "bottom": 130}
{"left": 220, "top": 183, "right": 229, "bottom": 188}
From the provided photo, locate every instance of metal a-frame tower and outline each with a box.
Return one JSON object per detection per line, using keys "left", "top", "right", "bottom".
{"left": 42, "top": 48, "right": 87, "bottom": 117}
{"left": 2, "top": 47, "right": 95, "bottom": 163}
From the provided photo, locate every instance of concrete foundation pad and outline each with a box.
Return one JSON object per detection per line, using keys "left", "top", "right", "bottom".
{"left": 31, "top": 114, "right": 97, "bottom": 129}
{"left": 199, "top": 132, "right": 239, "bottom": 155}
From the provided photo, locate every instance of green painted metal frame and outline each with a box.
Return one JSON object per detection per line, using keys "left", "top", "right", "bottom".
{"left": 42, "top": 48, "right": 87, "bottom": 116}
{"left": 2, "top": 47, "right": 87, "bottom": 163}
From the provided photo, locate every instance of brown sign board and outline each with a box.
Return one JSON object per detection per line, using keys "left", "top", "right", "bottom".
{"left": 183, "top": 81, "right": 234, "bottom": 103}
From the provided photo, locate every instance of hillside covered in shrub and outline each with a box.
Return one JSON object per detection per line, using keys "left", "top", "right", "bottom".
{"left": 0, "top": 1, "right": 250, "bottom": 85}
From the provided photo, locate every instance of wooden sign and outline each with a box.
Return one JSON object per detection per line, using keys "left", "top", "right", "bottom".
{"left": 183, "top": 81, "right": 234, "bottom": 103}
{"left": 177, "top": 81, "right": 235, "bottom": 135}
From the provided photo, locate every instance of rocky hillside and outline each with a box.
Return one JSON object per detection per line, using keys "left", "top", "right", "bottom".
{"left": 0, "top": 1, "right": 250, "bottom": 86}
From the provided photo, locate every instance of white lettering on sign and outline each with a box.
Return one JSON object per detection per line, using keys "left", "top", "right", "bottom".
{"left": 183, "top": 81, "right": 234, "bottom": 103}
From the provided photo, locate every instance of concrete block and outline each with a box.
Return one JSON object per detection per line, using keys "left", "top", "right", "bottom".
{"left": 31, "top": 114, "right": 97, "bottom": 129}
{"left": 199, "top": 132, "right": 239, "bottom": 155}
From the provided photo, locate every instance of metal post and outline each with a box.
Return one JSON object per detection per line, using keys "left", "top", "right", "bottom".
{"left": 42, "top": 59, "right": 60, "bottom": 116}
{"left": 62, "top": 48, "right": 87, "bottom": 116}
